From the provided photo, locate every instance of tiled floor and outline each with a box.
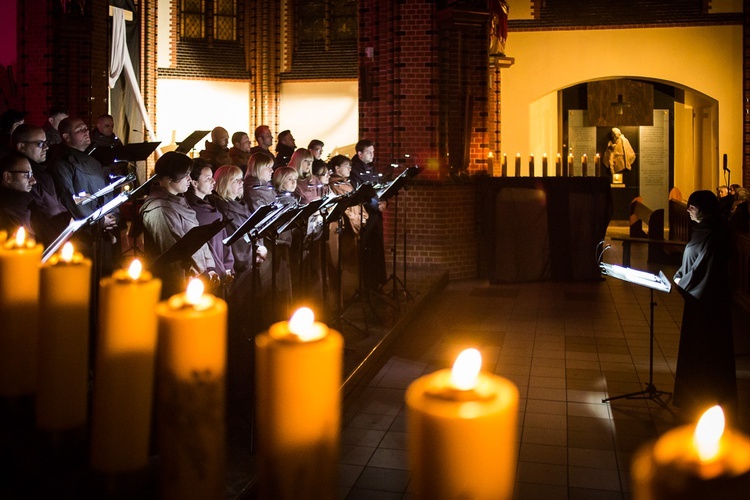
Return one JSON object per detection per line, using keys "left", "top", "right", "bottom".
{"left": 338, "top": 242, "right": 750, "bottom": 499}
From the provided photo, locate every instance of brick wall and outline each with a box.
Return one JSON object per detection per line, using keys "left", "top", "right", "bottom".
{"left": 359, "top": 0, "right": 489, "bottom": 280}
{"left": 383, "top": 181, "right": 478, "bottom": 281}
{"left": 17, "top": 1, "right": 108, "bottom": 127}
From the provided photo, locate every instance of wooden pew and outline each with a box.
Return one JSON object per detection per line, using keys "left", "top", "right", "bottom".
{"left": 611, "top": 196, "right": 687, "bottom": 267}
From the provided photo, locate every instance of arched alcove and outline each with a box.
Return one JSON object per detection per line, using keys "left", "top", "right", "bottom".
{"left": 501, "top": 25, "right": 742, "bottom": 197}
{"left": 534, "top": 78, "right": 719, "bottom": 219}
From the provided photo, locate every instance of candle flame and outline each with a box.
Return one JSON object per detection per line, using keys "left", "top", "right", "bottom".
{"left": 487, "top": 151, "right": 493, "bottom": 158}
{"left": 60, "top": 242, "right": 74, "bottom": 263}
{"left": 185, "top": 278, "right": 204, "bottom": 305}
{"left": 289, "top": 307, "right": 317, "bottom": 341}
{"left": 451, "top": 348, "right": 482, "bottom": 390}
{"left": 15, "top": 227, "right": 26, "bottom": 247}
{"left": 515, "top": 153, "right": 520, "bottom": 157}
{"left": 127, "top": 259, "right": 143, "bottom": 280}
{"left": 694, "top": 405, "right": 725, "bottom": 461}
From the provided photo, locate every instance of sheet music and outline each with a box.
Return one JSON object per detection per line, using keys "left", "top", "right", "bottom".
{"left": 600, "top": 263, "right": 671, "bottom": 293}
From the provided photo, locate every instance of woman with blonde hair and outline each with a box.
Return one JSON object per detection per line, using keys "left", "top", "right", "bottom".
{"left": 211, "top": 165, "right": 253, "bottom": 273}
{"left": 243, "top": 152, "right": 276, "bottom": 211}
{"left": 287, "top": 148, "right": 317, "bottom": 204}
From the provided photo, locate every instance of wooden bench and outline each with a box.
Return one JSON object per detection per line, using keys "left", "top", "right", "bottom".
{"left": 629, "top": 197, "right": 664, "bottom": 239}
{"left": 611, "top": 196, "right": 687, "bottom": 267}
{"left": 610, "top": 235, "right": 687, "bottom": 267}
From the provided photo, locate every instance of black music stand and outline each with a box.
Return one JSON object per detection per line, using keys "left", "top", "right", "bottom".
{"left": 42, "top": 191, "right": 133, "bottom": 263}
{"left": 175, "top": 130, "right": 210, "bottom": 154}
{"left": 379, "top": 166, "right": 421, "bottom": 307}
{"left": 335, "top": 183, "right": 387, "bottom": 334}
{"left": 600, "top": 262, "right": 673, "bottom": 407}
{"left": 150, "top": 219, "right": 230, "bottom": 272}
{"left": 120, "top": 174, "right": 159, "bottom": 257}
{"left": 89, "top": 141, "right": 161, "bottom": 171}
{"left": 323, "top": 194, "right": 363, "bottom": 331}
{"left": 225, "top": 203, "right": 287, "bottom": 301}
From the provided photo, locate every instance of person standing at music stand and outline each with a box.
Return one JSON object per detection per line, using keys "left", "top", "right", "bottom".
{"left": 49, "top": 117, "right": 119, "bottom": 272}
{"left": 350, "top": 139, "right": 387, "bottom": 291}
{"left": 673, "top": 190, "right": 737, "bottom": 421}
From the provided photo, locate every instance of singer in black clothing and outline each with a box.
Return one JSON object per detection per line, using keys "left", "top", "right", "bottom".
{"left": 350, "top": 139, "right": 387, "bottom": 291}
{"left": 672, "top": 190, "right": 737, "bottom": 421}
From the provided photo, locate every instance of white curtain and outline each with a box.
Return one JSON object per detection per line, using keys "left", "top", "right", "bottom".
{"left": 110, "top": 7, "right": 160, "bottom": 155}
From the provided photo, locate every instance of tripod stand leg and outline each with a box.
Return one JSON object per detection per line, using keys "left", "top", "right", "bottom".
{"left": 602, "top": 289, "right": 672, "bottom": 409}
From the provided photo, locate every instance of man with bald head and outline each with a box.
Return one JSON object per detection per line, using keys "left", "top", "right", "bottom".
{"left": 199, "top": 126, "right": 232, "bottom": 171}
{"left": 90, "top": 113, "right": 124, "bottom": 150}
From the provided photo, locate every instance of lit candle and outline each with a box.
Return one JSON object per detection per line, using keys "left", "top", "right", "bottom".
{"left": 36, "top": 242, "right": 91, "bottom": 431}
{"left": 406, "top": 348, "right": 519, "bottom": 499}
{"left": 632, "top": 406, "right": 750, "bottom": 499}
{"left": 502, "top": 153, "right": 507, "bottom": 177}
{"left": 555, "top": 154, "right": 562, "bottom": 176}
{"left": 582, "top": 154, "right": 588, "bottom": 177}
{"left": 514, "top": 153, "right": 520, "bottom": 177}
{"left": 567, "top": 153, "right": 573, "bottom": 177}
{"left": 256, "top": 307, "right": 343, "bottom": 500}
{"left": 529, "top": 154, "right": 535, "bottom": 177}
{"left": 156, "top": 278, "right": 227, "bottom": 499}
{"left": 0, "top": 227, "right": 43, "bottom": 397}
{"left": 487, "top": 151, "right": 494, "bottom": 176}
{"left": 542, "top": 153, "right": 548, "bottom": 177}
{"left": 90, "top": 259, "right": 162, "bottom": 473}
{"left": 595, "top": 153, "right": 601, "bottom": 177}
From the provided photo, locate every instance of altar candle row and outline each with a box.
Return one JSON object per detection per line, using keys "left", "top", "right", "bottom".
{"left": 492, "top": 152, "right": 601, "bottom": 177}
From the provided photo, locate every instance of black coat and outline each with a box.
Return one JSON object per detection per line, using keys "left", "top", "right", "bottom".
{"left": 672, "top": 216, "right": 737, "bottom": 414}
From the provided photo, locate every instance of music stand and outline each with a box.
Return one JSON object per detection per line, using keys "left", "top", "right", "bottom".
{"left": 175, "top": 130, "right": 211, "bottom": 154}
{"left": 42, "top": 191, "right": 133, "bottom": 263}
{"left": 223, "top": 203, "right": 285, "bottom": 247}
{"left": 600, "top": 262, "right": 673, "bottom": 407}
{"left": 380, "top": 166, "right": 421, "bottom": 306}
{"left": 89, "top": 141, "right": 162, "bottom": 169}
{"left": 150, "top": 219, "right": 230, "bottom": 271}
{"left": 73, "top": 173, "right": 136, "bottom": 206}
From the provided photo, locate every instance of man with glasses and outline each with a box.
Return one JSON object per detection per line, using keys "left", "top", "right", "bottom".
{"left": 0, "top": 152, "right": 36, "bottom": 236}
{"left": 11, "top": 124, "right": 70, "bottom": 245}
{"left": 308, "top": 139, "right": 324, "bottom": 161}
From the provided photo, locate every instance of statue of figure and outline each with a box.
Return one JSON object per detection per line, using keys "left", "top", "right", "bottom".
{"left": 604, "top": 127, "right": 636, "bottom": 174}
{"left": 489, "top": 0, "right": 509, "bottom": 55}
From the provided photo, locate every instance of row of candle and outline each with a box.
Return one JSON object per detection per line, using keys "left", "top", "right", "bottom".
{"left": 487, "top": 152, "right": 602, "bottom": 177}
{"left": 2, "top": 227, "right": 750, "bottom": 498}
{"left": 0, "top": 228, "right": 226, "bottom": 496}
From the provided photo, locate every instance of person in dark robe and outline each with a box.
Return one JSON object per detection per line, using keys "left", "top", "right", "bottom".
{"left": 673, "top": 190, "right": 737, "bottom": 422}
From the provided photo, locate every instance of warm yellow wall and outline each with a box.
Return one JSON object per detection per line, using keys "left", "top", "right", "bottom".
{"left": 501, "top": 25, "right": 743, "bottom": 189}
{"left": 155, "top": 79, "right": 251, "bottom": 150}
{"left": 279, "top": 80, "right": 359, "bottom": 158}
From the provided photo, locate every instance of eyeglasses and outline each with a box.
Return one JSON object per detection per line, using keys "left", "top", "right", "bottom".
{"left": 23, "top": 140, "right": 48, "bottom": 149}
{"left": 232, "top": 178, "right": 243, "bottom": 184}
{"left": 8, "top": 171, "right": 34, "bottom": 179}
